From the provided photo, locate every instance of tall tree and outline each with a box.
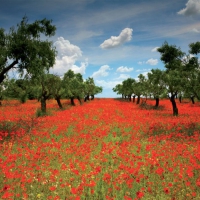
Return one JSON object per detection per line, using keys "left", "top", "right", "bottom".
{"left": 157, "top": 42, "right": 185, "bottom": 116}
{"left": 0, "top": 16, "right": 56, "bottom": 84}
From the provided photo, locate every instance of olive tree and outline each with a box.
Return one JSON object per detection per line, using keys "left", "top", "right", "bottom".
{"left": 0, "top": 16, "right": 56, "bottom": 84}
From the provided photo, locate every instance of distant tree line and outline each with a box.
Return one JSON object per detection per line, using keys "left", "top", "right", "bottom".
{"left": 0, "top": 71, "right": 102, "bottom": 112}
{"left": 113, "top": 41, "right": 200, "bottom": 116}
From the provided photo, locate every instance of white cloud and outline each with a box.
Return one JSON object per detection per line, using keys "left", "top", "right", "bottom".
{"left": 52, "top": 37, "right": 87, "bottom": 75}
{"left": 71, "top": 61, "right": 88, "bottom": 74}
{"left": 151, "top": 47, "right": 159, "bottom": 52}
{"left": 100, "top": 28, "right": 133, "bottom": 49}
{"left": 116, "top": 66, "right": 133, "bottom": 72}
{"left": 115, "top": 74, "right": 130, "bottom": 80}
{"left": 91, "top": 65, "right": 111, "bottom": 78}
{"left": 177, "top": 0, "right": 200, "bottom": 16}
{"left": 138, "top": 58, "right": 158, "bottom": 66}
{"left": 54, "top": 37, "right": 82, "bottom": 58}
{"left": 136, "top": 68, "right": 151, "bottom": 72}
{"left": 146, "top": 58, "right": 158, "bottom": 65}
{"left": 138, "top": 61, "right": 145, "bottom": 65}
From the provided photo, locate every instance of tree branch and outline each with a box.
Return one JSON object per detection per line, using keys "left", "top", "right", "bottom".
{"left": 0, "top": 60, "right": 18, "bottom": 83}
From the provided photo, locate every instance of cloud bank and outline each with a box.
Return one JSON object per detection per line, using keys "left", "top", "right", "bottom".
{"left": 100, "top": 28, "right": 133, "bottom": 49}
{"left": 178, "top": 0, "right": 200, "bottom": 16}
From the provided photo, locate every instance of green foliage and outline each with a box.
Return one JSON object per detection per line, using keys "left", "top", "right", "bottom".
{"left": 189, "top": 41, "right": 200, "bottom": 55}
{"left": 19, "top": 92, "right": 27, "bottom": 103}
{"left": 0, "top": 16, "right": 56, "bottom": 84}
{"left": 63, "top": 70, "right": 85, "bottom": 99}
{"left": 157, "top": 41, "right": 184, "bottom": 69}
{"left": 147, "top": 69, "right": 165, "bottom": 98}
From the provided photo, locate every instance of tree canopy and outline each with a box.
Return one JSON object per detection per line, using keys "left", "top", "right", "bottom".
{"left": 0, "top": 16, "right": 56, "bottom": 84}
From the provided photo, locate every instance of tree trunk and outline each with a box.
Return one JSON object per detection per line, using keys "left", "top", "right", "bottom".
{"left": 91, "top": 95, "right": 94, "bottom": 100}
{"left": 77, "top": 96, "right": 82, "bottom": 105}
{"left": 87, "top": 95, "right": 90, "bottom": 101}
{"left": 136, "top": 95, "right": 140, "bottom": 104}
{"left": 132, "top": 95, "right": 135, "bottom": 103}
{"left": 170, "top": 95, "right": 178, "bottom": 116}
{"left": 41, "top": 96, "right": 47, "bottom": 113}
{"left": 56, "top": 97, "right": 63, "bottom": 109}
{"left": 70, "top": 97, "right": 75, "bottom": 106}
{"left": 128, "top": 95, "right": 131, "bottom": 102}
{"left": 179, "top": 96, "right": 182, "bottom": 103}
{"left": 155, "top": 97, "right": 159, "bottom": 107}
{"left": 84, "top": 95, "right": 90, "bottom": 102}
{"left": 191, "top": 96, "right": 195, "bottom": 104}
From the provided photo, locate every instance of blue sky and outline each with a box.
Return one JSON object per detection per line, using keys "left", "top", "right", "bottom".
{"left": 1, "top": 0, "right": 200, "bottom": 97}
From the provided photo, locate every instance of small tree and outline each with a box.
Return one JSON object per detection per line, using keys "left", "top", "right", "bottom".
{"left": 91, "top": 86, "right": 103, "bottom": 100}
{"left": 112, "top": 84, "right": 124, "bottom": 98}
{"left": 84, "top": 77, "right": 95, "bottom": 102}
{"left": 122, "top": 78, "right": 135, "bottom": 101}
{"left": 147, "top": 69, "right": 165, "bottom": 107}
{"left": 63, "top": 70, "right": 84, "bottom": 106}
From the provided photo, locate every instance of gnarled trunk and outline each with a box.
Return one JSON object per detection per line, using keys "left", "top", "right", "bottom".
{"left": 84, "top": 94, "right": 90, "bottom": 102}
{"left": 70, "top": 97, "right": 75, "bottom": 106}
{"left": 170, "top": 94, "right": 178, "bottom": 116}
{"left": 41, "top": 96, "right": 47, "bottom": 113}
{"left": 56, "top": 97, "right": 62, "bottom": 109}
{"left": 136, "top": 95, "right": 140, "bottom": 104}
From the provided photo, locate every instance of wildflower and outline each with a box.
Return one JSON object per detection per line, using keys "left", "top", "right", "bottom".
{"left": 196, "top": 177, "right": 200, "bottom": 187}
{"left": 136, "top": 191, "right": 144, "bottom": 198}
{"left": 49, "top": 186, "right": 56, "bottom": 191}
{"left": 71, "top": 187, "right": 78, "bottom": 194}
{"left": 164, "top": 187, "right": 170, "bottom": 194}
{"left": 155, "top": 167, "right": 164, "bottom": 175}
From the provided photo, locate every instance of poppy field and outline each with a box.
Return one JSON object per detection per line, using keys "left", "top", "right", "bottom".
{"left": 0, "top": 98, "right": 200, "bottom": 200}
